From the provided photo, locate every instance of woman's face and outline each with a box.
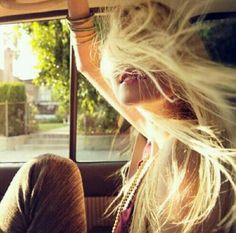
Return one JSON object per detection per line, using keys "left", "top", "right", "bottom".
{"left": 100, "top": 55, "right": 188, "bottom": 119}
{"left": 101, "top": 55, "right": 171, "bottom": 106}
{"left": 101, "top": 53, "right": 168, "bottom": 105}
{"left": 113, "top": 69, "right": 163, "bottom": 105}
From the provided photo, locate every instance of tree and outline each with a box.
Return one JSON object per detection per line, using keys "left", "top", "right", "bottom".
{"left": 16, "top": 20, "right": 70, "bottom": 110}
{"left": 15, "top": 19, "right": 119, "bottom": 133}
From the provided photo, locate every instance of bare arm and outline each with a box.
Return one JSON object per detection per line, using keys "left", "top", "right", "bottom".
{"left": 67, "top": 0, "right": 146, "bottom": 137}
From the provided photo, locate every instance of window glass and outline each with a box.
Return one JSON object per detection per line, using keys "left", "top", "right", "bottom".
{"left": 0, "top": 20, "right": 70, "bottom": 162}
{"left": 76, "top": 77, "right": 132, "bottom": 162}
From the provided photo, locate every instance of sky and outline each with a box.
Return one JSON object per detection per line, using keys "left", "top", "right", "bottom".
{"left": 0, "top": 24, "right": 39, "bottom": 80}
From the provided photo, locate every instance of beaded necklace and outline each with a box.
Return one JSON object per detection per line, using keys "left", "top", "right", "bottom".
{"left": 112, "top": 155, "right": 154, "bottom": 233}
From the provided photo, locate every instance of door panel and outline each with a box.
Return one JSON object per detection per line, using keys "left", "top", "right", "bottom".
{"left": 0, "top": 161, "right": 123, "bottom": 232}
{"left": 0, "top": 162, "right": 123, "bottom": 199}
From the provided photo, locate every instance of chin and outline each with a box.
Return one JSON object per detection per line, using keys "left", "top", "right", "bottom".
{"left": 116, "top": 82, "right": 161, "bottom": 106}
{"left": 118, "top": 94, "right": 147, "bottom": 106}
{"left": 118, "top": 95, "right": 138, "bottom": 105}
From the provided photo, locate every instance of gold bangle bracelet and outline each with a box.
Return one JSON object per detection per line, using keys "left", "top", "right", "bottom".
{"left": 66, "top": 12, "right": 94, "bottom": 26}
{"left": 70, "top": 25, "right": 96, "bottom": 32}
{"left": 67, "top": 11, "right": 96, "bottom": 34}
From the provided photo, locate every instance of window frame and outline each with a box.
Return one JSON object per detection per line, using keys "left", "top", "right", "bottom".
{"left": 1, "top": 8, "right": 236, "bottom": 164}
{"left": 0, "top": 10, "right": 87, "bottom": 163}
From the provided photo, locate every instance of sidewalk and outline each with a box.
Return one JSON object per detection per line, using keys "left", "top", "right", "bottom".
{"left": 42, "top": 125, "right": 70, "bottom": 134}
{"left": 0, "top": 126, "right": 128, "bottom": 163}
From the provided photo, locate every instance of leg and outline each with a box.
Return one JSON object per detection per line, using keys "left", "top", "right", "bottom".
{"left": 0, "top": 154, "right": 87, "bottom": 233}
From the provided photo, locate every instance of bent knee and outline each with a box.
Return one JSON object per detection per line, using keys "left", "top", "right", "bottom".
{"left": 34, "top": 154, "right": 79, "bottom": 174}
{"left": 34, "top": 154, "right": 77, "bottom": 169}
{"left": 20, "top": 154, "right": 81, "bottom": 182}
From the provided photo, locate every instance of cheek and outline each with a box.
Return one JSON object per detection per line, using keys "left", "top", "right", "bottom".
{"left": 100, "top": 54, "right": 114, "bottom": 83}
{"left": 100, "top": 55, "right": 120, "bottom": 93}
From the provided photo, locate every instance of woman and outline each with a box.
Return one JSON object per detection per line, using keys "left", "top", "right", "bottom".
{"left": 67, "top": 0, "right": 236, "bottom": 232}
{"left": 0, "top": 0, "right": 235, "bottom": 233}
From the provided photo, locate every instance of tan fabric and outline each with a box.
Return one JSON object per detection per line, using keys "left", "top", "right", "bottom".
{"left": 0, "top": 154, "right": 87, "bottom": 233}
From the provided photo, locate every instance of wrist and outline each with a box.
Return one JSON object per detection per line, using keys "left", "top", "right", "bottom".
{"left": 67, "top": 12, "right": 96, "bottom": 45}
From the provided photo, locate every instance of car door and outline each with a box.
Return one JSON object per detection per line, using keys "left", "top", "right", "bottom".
{"left": 0, "top": 1, "right": 129, "bottom": 232}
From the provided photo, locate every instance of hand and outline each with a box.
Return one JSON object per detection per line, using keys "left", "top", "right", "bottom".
{"left": 67, "top": 0, "right": 90, "bottom": 19}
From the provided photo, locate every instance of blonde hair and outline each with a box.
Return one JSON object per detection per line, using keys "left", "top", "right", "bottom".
{"left": 99, "top": 0, "right": 236, "bottom": 232}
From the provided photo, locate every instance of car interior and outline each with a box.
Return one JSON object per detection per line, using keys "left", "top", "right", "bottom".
{"left": 0, "top": 1, "right": 127, "bottom": 232}
{"left": 0, "top": 1, "right": 235, "bottom": 233}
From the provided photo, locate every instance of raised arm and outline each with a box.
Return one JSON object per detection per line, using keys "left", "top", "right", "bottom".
{"left": 67, "top": 0, "right": 146, "bottom": 137}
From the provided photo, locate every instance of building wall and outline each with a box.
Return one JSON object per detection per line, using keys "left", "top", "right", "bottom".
{"left": 0, "top": 47, "right": 58, "bottom": 116}
{"left": 3, "top": 48, "right": 14, "bottom": 82}
{"left": 0, "top": 47, "right": 18, "bottom": 83}
{"left": 0, "top": 70, "right": 3, "bottom": 82}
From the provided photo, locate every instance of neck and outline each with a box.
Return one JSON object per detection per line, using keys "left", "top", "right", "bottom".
{"left": 140, "top": 98, "right": 175, "bottom": 118}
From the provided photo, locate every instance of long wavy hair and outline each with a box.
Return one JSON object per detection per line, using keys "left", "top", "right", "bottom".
{"left": 99, "top": 0, "right": 236, "bottom": 232}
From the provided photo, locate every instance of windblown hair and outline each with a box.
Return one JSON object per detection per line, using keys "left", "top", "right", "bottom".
{"left": 99, "top": 0, "right": 236, "bottom": 232}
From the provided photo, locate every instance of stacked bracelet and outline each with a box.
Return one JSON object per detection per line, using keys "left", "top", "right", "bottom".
{"left": 66, "top": 12, "right": 96, "bottom": 32}
{"left": 67, "top": 12, "right": 94, "bottom": 26}
{"left": 67, "top": 12, "right": 96, "bottom": 44}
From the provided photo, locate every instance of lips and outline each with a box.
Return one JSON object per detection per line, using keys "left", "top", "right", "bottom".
{"left": 119, "top": 70, "right": 147, "bottom": 84}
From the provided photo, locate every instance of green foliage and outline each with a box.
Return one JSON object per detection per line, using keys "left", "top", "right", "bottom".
{"left": 0, "top": 83, "right": 9, "bottom": 102}
{"left": 0, "top": 82, "right": 27, "bottom": 136}
{"left": 199, "top": 18, "right": 236, "bottom": 66}
{"left": 16, "top": 19, "right": 119, "bottom": 134}
{"left": 0, "top": 82, "right": 26, "bottom": 102}
{"left": 17, "top": 20, "right": 70, "bottom": 110}
{"left": 77, "top": 76, "right": 119, "bottom": 134}
{"left": 77, "top": 97, "right": 119, "bottom": 134}
{"left": 27, "top": 103, "right": 39, "bottom": 133}
{"left": 38, "top": 122, "right": 66, "bottom": 132}
{"left": 0, "top": 104, "right": 4, "bottom": 135}
{"left": 55, "top": 105, "right": 68, "bottom": 123}
{"left": 8, "top": 102, "right": 25, "bottom": 136}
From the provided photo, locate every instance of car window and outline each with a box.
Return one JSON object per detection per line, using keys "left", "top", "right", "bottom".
{"left": 0, "top": 19, "right": 132, "bottom": 163}
{"left": 0, "top": 20, "right": 70, "bottom": 162}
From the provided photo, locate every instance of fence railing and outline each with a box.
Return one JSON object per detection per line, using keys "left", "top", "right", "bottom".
{"left": 0, "top": 101, "right": 33, "bottom": 137}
